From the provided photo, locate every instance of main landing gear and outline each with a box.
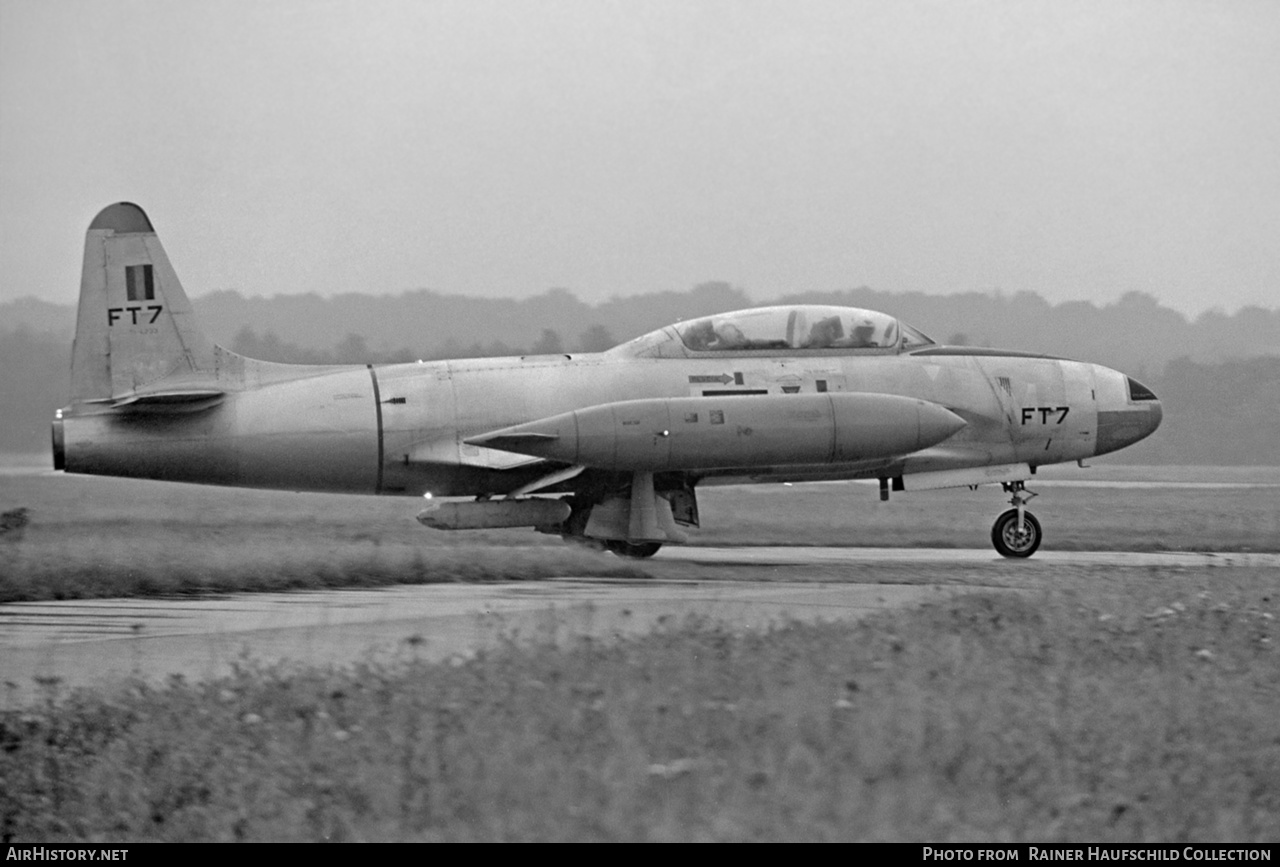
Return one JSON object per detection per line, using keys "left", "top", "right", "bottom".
{"left": 991, "top": 481, "right": 1041, "bottom": 558}
{"left": 604, "top": 540, "right": 664, "bottom": 559}
{"left": 555, "top": 493, "right": 667, "bottom": 559}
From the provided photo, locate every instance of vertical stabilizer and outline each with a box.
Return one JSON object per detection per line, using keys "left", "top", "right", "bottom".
{"left": 71, "top": 203, "right": 218, "bottom": 402}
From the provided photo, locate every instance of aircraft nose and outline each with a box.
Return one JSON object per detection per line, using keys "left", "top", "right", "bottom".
{"left": 1093, "top": 367, "right": 1163, "bottom": 456}
{"left": 1143, "top": 395, "right": 1163, "bottom": 435}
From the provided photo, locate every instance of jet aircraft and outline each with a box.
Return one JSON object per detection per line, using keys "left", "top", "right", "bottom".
{"left": 51, "top": 203, "right": 1163, "bottom": 558}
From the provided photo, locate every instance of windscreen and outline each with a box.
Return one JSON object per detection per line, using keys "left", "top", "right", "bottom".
{"left": 674, "top": 306, "right": 914, "bottom": 352}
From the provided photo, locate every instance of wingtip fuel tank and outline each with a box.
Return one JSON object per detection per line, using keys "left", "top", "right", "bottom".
{"left": 466, "top": 392, "right": 966, "bottom": 472}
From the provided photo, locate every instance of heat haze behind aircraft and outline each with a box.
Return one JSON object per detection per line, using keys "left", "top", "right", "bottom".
{"left": 51, "top": 203, "right": 1162, "bottom": 558}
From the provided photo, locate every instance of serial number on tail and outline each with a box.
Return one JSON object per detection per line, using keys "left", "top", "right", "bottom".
{"left": 107, "top": 306, "right": 163, "bottom": 326}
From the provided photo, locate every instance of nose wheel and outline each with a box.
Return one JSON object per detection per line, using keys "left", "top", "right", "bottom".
{"left": 992, "top": 482, "right": 1041, "bottom": 558}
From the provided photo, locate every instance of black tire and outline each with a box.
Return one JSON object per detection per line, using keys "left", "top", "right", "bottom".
{"left": 604, "top": 540, "right": 663, "bottom": 559}
{"left": 991, "top": 509, "right": 1042, "bottom": 558}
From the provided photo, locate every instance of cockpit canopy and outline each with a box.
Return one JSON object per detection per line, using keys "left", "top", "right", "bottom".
{"left": 611, "top": 305, "right": 935, "bottom": 358}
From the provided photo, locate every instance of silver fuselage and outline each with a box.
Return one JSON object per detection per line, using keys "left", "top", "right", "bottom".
{"left": 57, "top": 343, "right": 1160, "bottom": 497}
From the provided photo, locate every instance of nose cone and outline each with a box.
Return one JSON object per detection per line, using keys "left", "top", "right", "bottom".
{"left": 1141, "top": 390, "right": 1163, "bottom": 434}
{"left": 1094, "top": 371, "right": 1163, "bottom": 456}
{"left": 918, "top": 402, "right": 969, "bottom": 450}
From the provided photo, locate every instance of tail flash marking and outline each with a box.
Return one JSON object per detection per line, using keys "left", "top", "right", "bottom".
{"left": 72, "top": 203, "right": 218, "bottom": 403}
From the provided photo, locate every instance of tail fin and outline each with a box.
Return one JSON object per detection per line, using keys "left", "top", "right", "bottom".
{"left": 71, "top": 203, "right": 219, "bottom": 403}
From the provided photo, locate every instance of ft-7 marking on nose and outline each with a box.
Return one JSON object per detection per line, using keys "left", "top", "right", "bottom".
{"left": 1021, "top": 406, "right": 1070, "bottom": 425}
{"left": 108, "top": 306, "right": 163, "bottom": 326}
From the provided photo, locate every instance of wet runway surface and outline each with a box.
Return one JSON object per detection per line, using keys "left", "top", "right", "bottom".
{"left": 3, "top": 546, "right": 1278, "bottom": 708}
{"left": 0, "top": 578, "right": 966, "bottom": 709}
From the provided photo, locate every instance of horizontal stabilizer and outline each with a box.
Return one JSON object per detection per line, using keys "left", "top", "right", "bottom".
{"left": 87, "top": 388, "right": 225, "bottom": 412}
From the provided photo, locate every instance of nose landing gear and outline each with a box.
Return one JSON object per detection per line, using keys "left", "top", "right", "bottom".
{"left": 992, "top": 481, "right": 1041, "bottom": 558}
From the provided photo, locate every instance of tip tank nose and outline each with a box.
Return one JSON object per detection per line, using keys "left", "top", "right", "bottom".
{"left": 917, "top": 402, "right": 968, "bottom": 449}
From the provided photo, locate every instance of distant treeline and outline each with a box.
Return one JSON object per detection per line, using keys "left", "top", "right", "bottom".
{"left": 9, "top": 282, "right": 1280, "bottom": 372}
{"left": 3, "top": 286, "right": 1279, "bottom": 463}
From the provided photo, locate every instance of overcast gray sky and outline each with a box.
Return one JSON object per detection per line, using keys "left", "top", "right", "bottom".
{"left": 2, "top": 0, "right": 1277, "bottom": 317}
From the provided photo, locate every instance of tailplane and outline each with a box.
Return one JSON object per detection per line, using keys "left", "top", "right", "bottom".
{"left": 71, "top": 203, "right": 219, "bottom": 403}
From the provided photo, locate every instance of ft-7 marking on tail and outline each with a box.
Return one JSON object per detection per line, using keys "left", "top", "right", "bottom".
{"left": 107, "top": 306, "right": 163, "bottom": 326}
{"left": 1021, "top": 406, "right": 1070, "bottom": 425}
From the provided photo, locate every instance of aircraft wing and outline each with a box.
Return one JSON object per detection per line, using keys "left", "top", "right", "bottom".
{"left": 411, "top": 437, "right": 546, "bottom": 471}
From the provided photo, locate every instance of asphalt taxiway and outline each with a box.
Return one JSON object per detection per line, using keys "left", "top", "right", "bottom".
{"left": 3, "top": 546, "right": 1277, "bottom": 709}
